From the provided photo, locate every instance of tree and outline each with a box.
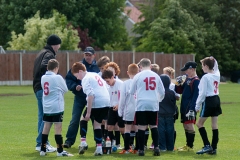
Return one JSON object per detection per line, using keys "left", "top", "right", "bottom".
{"left": 7, "top": 11, "right": 80, "bottom": 50}
{"left": 0, "top": 0, "right": 128, "bottom": 50}
{"left": 133, "top": 0, "right": 239, "bottom": 75}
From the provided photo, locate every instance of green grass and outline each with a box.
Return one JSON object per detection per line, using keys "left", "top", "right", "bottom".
{"left": 0, "top": 83, "right": 240, "bottom": 159}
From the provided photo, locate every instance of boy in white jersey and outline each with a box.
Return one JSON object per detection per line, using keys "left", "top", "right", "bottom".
{"left": 40, "top": 59, "right": 73, "bottom": 157}
{"left": 130, "top": 58, "right": 165, "bottom": 156}
{"left": 118, "top": 63, "right": 139, "bottom": 154}
{"left": 102, "top": 69, "right": 124, "bottom": 149}
{"left": 195, "top": 57, "right": 222, "bottom": 155}
{"left": 71, "top": 62, "right": 110, "bottom": 156}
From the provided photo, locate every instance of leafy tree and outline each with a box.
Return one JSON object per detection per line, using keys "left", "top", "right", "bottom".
{"left": 133, "top": 0, "right": 239, "bottom": 75}
{"left": 0, "top": 0, "right": 128, "bottom": 50}
{"left": 7, "top": 11, "right": 80, "bottom": 50}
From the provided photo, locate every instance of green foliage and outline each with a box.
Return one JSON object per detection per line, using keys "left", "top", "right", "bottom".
{"left": 0, "top": 0, "right": 128, "bottom": 50}
{"left": 7, "top": 11, "right": 80, "bottom": 50}
{"left": 133, "top": 0, "right": 240, "bottom": 75}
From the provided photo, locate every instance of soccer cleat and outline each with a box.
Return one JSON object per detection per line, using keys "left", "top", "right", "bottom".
{"left": 79, "top": 142, "right": 88, "bottom": 155}
{"left": 119, "top": 149, "right": 130, "bottom": 154}
{"left": 63, "top": 142, "right": 71, "bottom": 148}
{"left": 46, "top": 144, "right": 57, "bottom": 152}
{"left": 207, "top": 149, "right": 217, "bottom": 155}
{"left": 153, "top": 148, "right": 160, "bottom": 156}
{"left": 138, "top": 150, "right": 145, "bottom": 156}
{"left": 130, "top": 148, "right": 138, "bottom": 154}
{"left": 196, "top": 145, "right": 213, "bottom": 155}
{"left": 94, "top": 147, "right": 103, "bottom": 156}
{"left": 57, "top": 151, "right": 74, "bottom": 157}
{"left": 40, "top": 151, "right": 46, "bottom": 156}
{"left": 149, "top": 143, "right": 154, "bottom": 149}
{"left": 177, "top": 145, "right": 194, "bottom": 151}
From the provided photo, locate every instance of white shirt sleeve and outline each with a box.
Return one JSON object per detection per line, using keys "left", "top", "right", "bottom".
{"left": 118, "top": 84, "right": 126, "bottom": 117}
{"left": 57, "top": 75, "right": 68, "bottom": 94}
{"left": 195, "top": 76, "right": 207, "bottom": 111}
{"left": 213, "top": 57, "right": 220, "bottom": 76}
{"left": 82, "top": 77, "right": 94, "bottom": 96}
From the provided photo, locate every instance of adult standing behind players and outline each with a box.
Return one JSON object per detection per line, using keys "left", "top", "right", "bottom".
{"left": 33, "top": 34, "right": 62, "bottom": 152}
{"left": 63, "top": 47, "right": 100, "bottom": 148}
{"left": 130, "top": 58, "right": 165, "bottom": 156}
{"left": 175, "top": 61, "right": 200, "bottom": 151}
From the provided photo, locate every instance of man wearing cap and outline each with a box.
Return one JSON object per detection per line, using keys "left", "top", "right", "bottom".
{"left": 175, "top": 61, "right": 200, "bottom": 151}
{"left": 33, "top": 34, "right": 62, "bottom": 152}
{"left": 63, "top": 47, "right": 100, "bottom": 149}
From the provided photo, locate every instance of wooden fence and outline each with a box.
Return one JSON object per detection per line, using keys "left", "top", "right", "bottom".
{"left": 0, "top": 51, "right": 194, "bottom": 85}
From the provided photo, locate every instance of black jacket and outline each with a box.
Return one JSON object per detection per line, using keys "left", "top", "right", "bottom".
{"left": 159, "top": 74, "right": 176, "bottom": 117}
{"left": 33, "top": 45, "right": 56, "bottom": 93}
{"left": 65, "top": 58, "right": 100, "bottom": 99}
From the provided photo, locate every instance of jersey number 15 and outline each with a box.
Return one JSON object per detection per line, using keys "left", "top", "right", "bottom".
{"left": 144, "top": 77, "right": 156, "bottom": 90}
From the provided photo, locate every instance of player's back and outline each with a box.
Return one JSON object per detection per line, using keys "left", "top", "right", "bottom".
{"left": 41, "top": 71, "right": 68, "bottom": 114}
{"left": 131, "top": 70, "right": 165, "bottom": 111}
{"left": 201, "top": 73, "right": 220, "bottom": 96}
{"left": 82, "top": 72, "right": 110, "bottom": 108}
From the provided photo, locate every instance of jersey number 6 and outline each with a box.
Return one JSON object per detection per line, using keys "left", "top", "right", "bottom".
{"left": 144, "top": 77, "right": 156, "bottom": 90}
{"left": 44, "top": 82, "right": 49, "bottom": 95}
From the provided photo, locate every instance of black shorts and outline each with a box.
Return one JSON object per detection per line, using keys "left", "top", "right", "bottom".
{"left": 118, "top": 116, "right": 125, "bottom": 128}
{"left": 134, "top": 111, "right": 158, "bottom": 126}
{"left": 200, "top": 95, "right": 222, "bottom": 117}
{"left": 181, "top": 113, "right": 196, "bottom": 124}
{"left": 125, "top": 121, "right": 134, "bottom": 125}
{"left": 107, "top": 108, "right": 124, "bottom": 128}
{"left": 83, "top": 107, "right": 109, "bottom": 123}
{"left": 43, "top": 112, "right": 63, "bottom": 123}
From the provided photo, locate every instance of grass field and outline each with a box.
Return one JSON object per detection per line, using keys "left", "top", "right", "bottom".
{"left": 0, "top": 83, "right": 240, "bottom": 160}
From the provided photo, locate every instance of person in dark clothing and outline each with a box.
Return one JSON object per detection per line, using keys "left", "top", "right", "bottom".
{"left": 158, "top": 74, "right": 176, "bottom": 151}
{"left": 63, "top": 47, "right": 100, "bottom": 148}
{"left": 175, "top": 61, "right": 200, "bottom": 151}
{"left": 33, "top": 34, "right": 62, "bottom": 152}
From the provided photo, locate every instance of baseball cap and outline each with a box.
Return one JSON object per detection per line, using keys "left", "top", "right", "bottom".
{"left": 84, "top": 47, "right": 95, "bottom": 55}
{"left": 181, "top": 61, "right": 197, "bottom": 71}
{"left": 47, "top": 34, "right": 62, "bottom": 45}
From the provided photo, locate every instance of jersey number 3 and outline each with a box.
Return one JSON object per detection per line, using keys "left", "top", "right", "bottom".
{"left": 144, "top": 77, "right": 156, "bottom": 90}
{"left": 44, "top": 82, "right": 49, "bottom": 95}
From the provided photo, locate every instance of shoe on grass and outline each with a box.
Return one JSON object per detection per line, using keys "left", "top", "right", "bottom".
{"left": 57, "top": 151, "right": 74, "bottom": 156}
{"left": 196, "top": 145, "right": 212, "bottom": 155}
{"left": 79, "top": 141, "right": 88, "bottom": 154}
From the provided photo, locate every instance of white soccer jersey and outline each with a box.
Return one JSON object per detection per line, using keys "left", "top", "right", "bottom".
{"left": 41, "top": 71, "right": 68, "bottom": 114}
{"left": 195, "top": 59, "right": 220, "bottom": 111}
{"left": 108, "top": 79, "right": 123, "bottom": 107}
{"left": 130, "top": 70, "right": 165, "bottom": 111}
{"left": 118, "top": 79, "right": 136, "bottom": 121}
{"left": 82, "top": 72, "right": 110, "bottom": 108}
{"left": 170, "top": 82, "right": 180, "bottom": 98}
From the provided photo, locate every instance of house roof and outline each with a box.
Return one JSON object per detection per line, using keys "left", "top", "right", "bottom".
{"left": 124, "top": 6, "right": 144, "bottom": 23}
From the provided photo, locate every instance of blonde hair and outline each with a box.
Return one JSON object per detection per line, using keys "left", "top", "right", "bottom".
{"left": 163, "top": 67, "right": 175, "bottom": 78}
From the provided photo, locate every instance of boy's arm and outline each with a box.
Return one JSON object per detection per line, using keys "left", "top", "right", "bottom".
{"left": 85, "top": 95, "right": 93, "bottom": 121}
{"left": 118, "top": 84, "right": 126, "bottom": 117}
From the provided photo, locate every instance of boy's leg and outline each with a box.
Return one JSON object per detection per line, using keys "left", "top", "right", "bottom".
{"left": 165, "top": 117, "right": 174, "bottom": 151}
{"left": 54, "top": 123, "right": 63, "bottom": 154}
{"left": 211, "top": 117, "right": 219, "bottom": 153}
{"left": 40, "top": 122, "right": 52, "bottom": 154}
{"left": 144, "top": 128, "right": 149, "bottom": 147}
{"left": 79, "top": 110, "right": 89, "bottom": 154}
{"left": 158, "top": 116, "right": 166, "bottom": 151}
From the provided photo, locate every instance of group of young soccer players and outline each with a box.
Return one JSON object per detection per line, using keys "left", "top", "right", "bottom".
{"left": 39, "top": 55, "right": 221, "bottom": 157}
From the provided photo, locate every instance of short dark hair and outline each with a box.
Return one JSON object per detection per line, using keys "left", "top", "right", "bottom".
{"left": 200, "top": 57, "right": 215, "bottom": 70}
{"left": 102, "top": 69, "right": 114, "bottom": 79}
{"left": 47, "top": 59, "right": 59, "bottom": 70}
{"left": 139, "top": 58, "right": 151, "bottom": 67}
